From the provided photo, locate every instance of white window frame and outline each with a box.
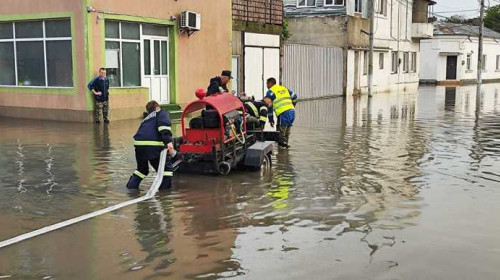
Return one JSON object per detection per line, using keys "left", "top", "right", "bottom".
{"left": 466, "top": 53, "right": 472, "bottom": 71}
{"left": 0, "top": 19, "right": 73, "bottom": 88}
{"left": 324, "top": 0, "right": 344, "bottom": 6}
{"left": 376, "top": 0, "right": 387, "bottom": 16}
{"left": 379, "top": 52, "right": 384, "bottom": 70}
{"left": 391, "top": 51, "right": 398, "bottom": 74}
{"left": 354, "top": 0, "right": 363, "bottom": 13}
{"left": 411, "top": 52, "right": 417, "bottom": 72}
{"left": 105, "top": 21, "right": 142, "bottom": 88}
{"left": 297, "top": 0, "right": 316, "bottom": 7}
{"left": 403, "top": 52, "right": 409, "bottom": 73}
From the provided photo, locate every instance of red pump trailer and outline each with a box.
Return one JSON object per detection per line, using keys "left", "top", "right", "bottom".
{"left": 174, "top": 90, "right": 274, "bottom": 175}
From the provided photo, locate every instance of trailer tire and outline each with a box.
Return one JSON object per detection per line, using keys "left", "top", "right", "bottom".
{"left": 218, "top": 161, "right": 231, "bottom": 175}
{"left": 261, "top": 153, "right": 272, "bottom": 171}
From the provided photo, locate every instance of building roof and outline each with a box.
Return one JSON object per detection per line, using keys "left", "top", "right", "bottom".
{"left": 434, "top": 23, "right": 500, "bottom": 39}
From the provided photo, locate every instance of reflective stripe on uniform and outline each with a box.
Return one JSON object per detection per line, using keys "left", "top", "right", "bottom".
{"left": 163, "top": 171, "right": 174, "bottom": 177}
{"left": 260, "top": 116, "right": 268, "bottom": 122}
{"left": 245, "top": 102, "right": 259, "bottom": 117}
{"left": 274, "top": 100, "right": 294, "bottom": 111}
{"left": 270, "top": 84, "right": 295, "bottom": 116}
{"left": 134, "top": 170, "right": 146, "bottom": 179}
{"left": 158, "top": 126, "right": 171, "bottom": 132}
{"left": 134, "top": 141, "right": 165, "bottom": 146}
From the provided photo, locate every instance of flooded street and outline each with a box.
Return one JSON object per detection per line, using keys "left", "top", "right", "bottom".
{"left": 1, "top": 85, "right": 500, "bottom": 280}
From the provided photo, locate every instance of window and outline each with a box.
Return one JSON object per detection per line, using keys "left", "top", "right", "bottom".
{"left": 376, "top": 0, "right": 387, "bottom": 16}
{"left": 363, "top": 51, "right": 368, "bottom": 75}
{"left": 379, "top": 53, "right": 384, "bottom": 69}
{"left": 496, "top": 55, "right": 500, "bottom": 71}
{"left": 403, "top": 52, "right": 409, "bottom": 73}
{"left": 391, "top": 51, "right": 398, "bottom": 73}
{"left": 411, "top": 52, "right": 417, "bottom": 72}
{"left": 466, "top": 53, "right": 472, "bottom": 70}
{"left": 297, "top": 0, "right": 316, "bottom": 7}
{"left": 325, "top": 0, "right": 344, "bottom": 6}
{"left": 0, "top": 19, "right": 73, "bottom": 87}
{"left": 105, "top": 21, "right": 141, "bottom": 87}
{"left": 482, "top": 54, "right": 487, "bottom": 70}
{"left": 355, "top": 0, "right": 363, "bottom": 13}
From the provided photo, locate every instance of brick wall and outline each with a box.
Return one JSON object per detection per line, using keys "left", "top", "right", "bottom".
{"left": 232, "top": 0, "right": 283, "bottom": 25}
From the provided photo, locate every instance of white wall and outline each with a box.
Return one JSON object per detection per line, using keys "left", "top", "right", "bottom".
{"left": 346, "top": 0, "right": 421, "bottom": 94}
{"left": 419, "top": 36, "right": 500, "bottom": 82}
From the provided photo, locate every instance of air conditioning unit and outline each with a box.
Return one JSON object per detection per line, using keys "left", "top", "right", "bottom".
{"left": 180, "top": 11, "right": 201, "bottom": 31}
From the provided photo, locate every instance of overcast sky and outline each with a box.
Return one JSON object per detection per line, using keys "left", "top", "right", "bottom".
{"left": 433, "top": 0, "right": 482, "bottom": 19}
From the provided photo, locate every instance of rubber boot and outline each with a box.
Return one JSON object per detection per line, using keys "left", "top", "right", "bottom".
{"left": 159, "top": 176, "right": 172, "bottom": 190}
{"left": 278, "top": 125, "right": 288, "bottom": 148}
{"left": 285, "top": 126, "right": 292, "bottom": 148}
{"left": 126, "top": 174, "right": 143, "bottom": 190}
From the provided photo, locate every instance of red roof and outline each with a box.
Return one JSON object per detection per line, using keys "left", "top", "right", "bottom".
{"left": 183, "top": 92, "right": 244, "bottom": 115}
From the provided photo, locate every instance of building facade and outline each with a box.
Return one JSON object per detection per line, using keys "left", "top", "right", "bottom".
{"left": 284, "top": 0, "right": 435, "bottom": 95}
{"left": 0, "top": 0, "right": 232, "bottom": 122}
{"left": 420, "top": 23, "right": 500, "bottom": 85}
{"left": 232, "top": 0, "right": 284, "bottom": 100}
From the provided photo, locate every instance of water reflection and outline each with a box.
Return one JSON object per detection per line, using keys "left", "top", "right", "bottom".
{"left": 1, "top": 84, "right": 500, "bottom": 279}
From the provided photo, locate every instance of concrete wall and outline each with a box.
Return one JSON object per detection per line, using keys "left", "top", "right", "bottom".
{"left": 0, "top": 0, "right": 232, "bottom": 122}
{"left": 287, "top": 16, "right": 348, "bottom": 47}
{"left": 420, "top": 36, "right": 500, "bottom": 83}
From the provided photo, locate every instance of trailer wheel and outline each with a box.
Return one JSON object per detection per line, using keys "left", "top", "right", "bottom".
{"left": 218, "top": 161, "right": 231, "bottom": 175}
{"left": 261, "top": 153, "right": 271, "bottom": 170}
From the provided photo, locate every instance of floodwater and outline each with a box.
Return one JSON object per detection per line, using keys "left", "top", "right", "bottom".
{"left": 1, "top": 85, "right": 500, "bottom": 280}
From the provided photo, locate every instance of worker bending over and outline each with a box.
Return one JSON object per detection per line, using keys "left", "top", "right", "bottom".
{"left": 264, "top": 78, "right": 298, "bottom": 148}
{"left": 239, "top": 93, "right": 269, "bottom": 130}
{"left": 126, "top": 101, "right": 174, "bottom": 190}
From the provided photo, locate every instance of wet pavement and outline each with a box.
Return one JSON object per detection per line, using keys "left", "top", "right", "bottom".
{"left": 1, "top": 84, "right": 500, "bottom": 279}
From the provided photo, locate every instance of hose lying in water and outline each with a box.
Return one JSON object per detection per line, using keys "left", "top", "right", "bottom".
{"left": 0, "top": 150, "right": 168, "bottom": 249}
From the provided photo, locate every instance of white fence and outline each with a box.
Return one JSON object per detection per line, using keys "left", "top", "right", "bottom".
{"left": 283, "top": 44, "right": 344, "bottom": 99}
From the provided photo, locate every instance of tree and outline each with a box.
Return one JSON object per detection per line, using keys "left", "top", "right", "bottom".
{"left": 440, "top": 14, "right": 479, "bottom": 25}
{"left": 485, "top": 5, "right": 500, "bottom": 33}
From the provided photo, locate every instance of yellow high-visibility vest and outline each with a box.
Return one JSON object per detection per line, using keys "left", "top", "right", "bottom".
{"left": 270, "top": 84, "right": 294, "bottom": 116}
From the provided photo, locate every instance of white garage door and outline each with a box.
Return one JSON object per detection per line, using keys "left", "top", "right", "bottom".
{"left": 244, "top": 33, "right": 280, "bottom": 100}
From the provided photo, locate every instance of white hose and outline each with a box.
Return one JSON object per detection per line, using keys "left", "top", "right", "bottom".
{"left": 0, "top": 150, "right": 168, "bottom": 249}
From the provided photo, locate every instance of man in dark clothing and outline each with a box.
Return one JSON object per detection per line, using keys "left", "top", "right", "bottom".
{"left": 88, "top": 68, "right": 110, "bottom": 123}
{"left": 241, "top": 97, "right": 269, "bottom": 130}
{"left": 126, "top": 101, "right": 175, "bottom": 190}
{"left": 206, "top": 70, "right": 232, "bottom": 96}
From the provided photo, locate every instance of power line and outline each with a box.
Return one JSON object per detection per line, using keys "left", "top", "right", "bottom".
{"left": 435, "top": 9, "right": 480, "bottom": 14}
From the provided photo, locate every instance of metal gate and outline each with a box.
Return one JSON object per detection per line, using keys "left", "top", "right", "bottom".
{"left": 283, "top": 44, "right": 344, "bottom": 99}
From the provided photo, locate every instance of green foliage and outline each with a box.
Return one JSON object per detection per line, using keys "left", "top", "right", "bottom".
{"left": 440, "top": 14, "right": 479, "bottom": 25}
{"left": 485, "top": 5, "right": 500, "bottom": 33}
{"left": 282, "top": 18, "right": 291, "bottom": 41}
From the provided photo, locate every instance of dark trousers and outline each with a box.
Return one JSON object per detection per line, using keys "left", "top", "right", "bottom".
{"left": 126, "top": 146, "right": 173, "bottom": 190}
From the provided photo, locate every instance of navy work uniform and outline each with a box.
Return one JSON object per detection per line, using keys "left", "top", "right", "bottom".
{"left": 126, "top": 109, "right": 174, "bottom": 190}
{"left": 244, "top": 100, "right": 269, "bottom": 129}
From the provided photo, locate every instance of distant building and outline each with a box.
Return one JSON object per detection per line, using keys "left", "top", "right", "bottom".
{"left": 284, "top": 0, "right": 436, "bottom": 95}
{"left": 0, "top": 0, "right": 232, "bottom": 122}
{"left": 420, "top": 23, "right": 500, "bottom": 85}
{"left": 232, "top": 0, "right": 283, "bottom": 99}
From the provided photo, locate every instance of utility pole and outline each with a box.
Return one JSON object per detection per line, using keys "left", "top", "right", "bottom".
{"left": 477, "top": 0, "right": 485, "bottom": 109}
{"left": 368, "top": 0, "right": 375, "bottom": 97}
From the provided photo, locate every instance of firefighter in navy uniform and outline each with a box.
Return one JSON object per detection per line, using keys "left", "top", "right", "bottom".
{"left": 126, "top": 101, "right": 174, "bottom": 190}
{"left": 243, "top": 99, "right": 269, "bottom": 130}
